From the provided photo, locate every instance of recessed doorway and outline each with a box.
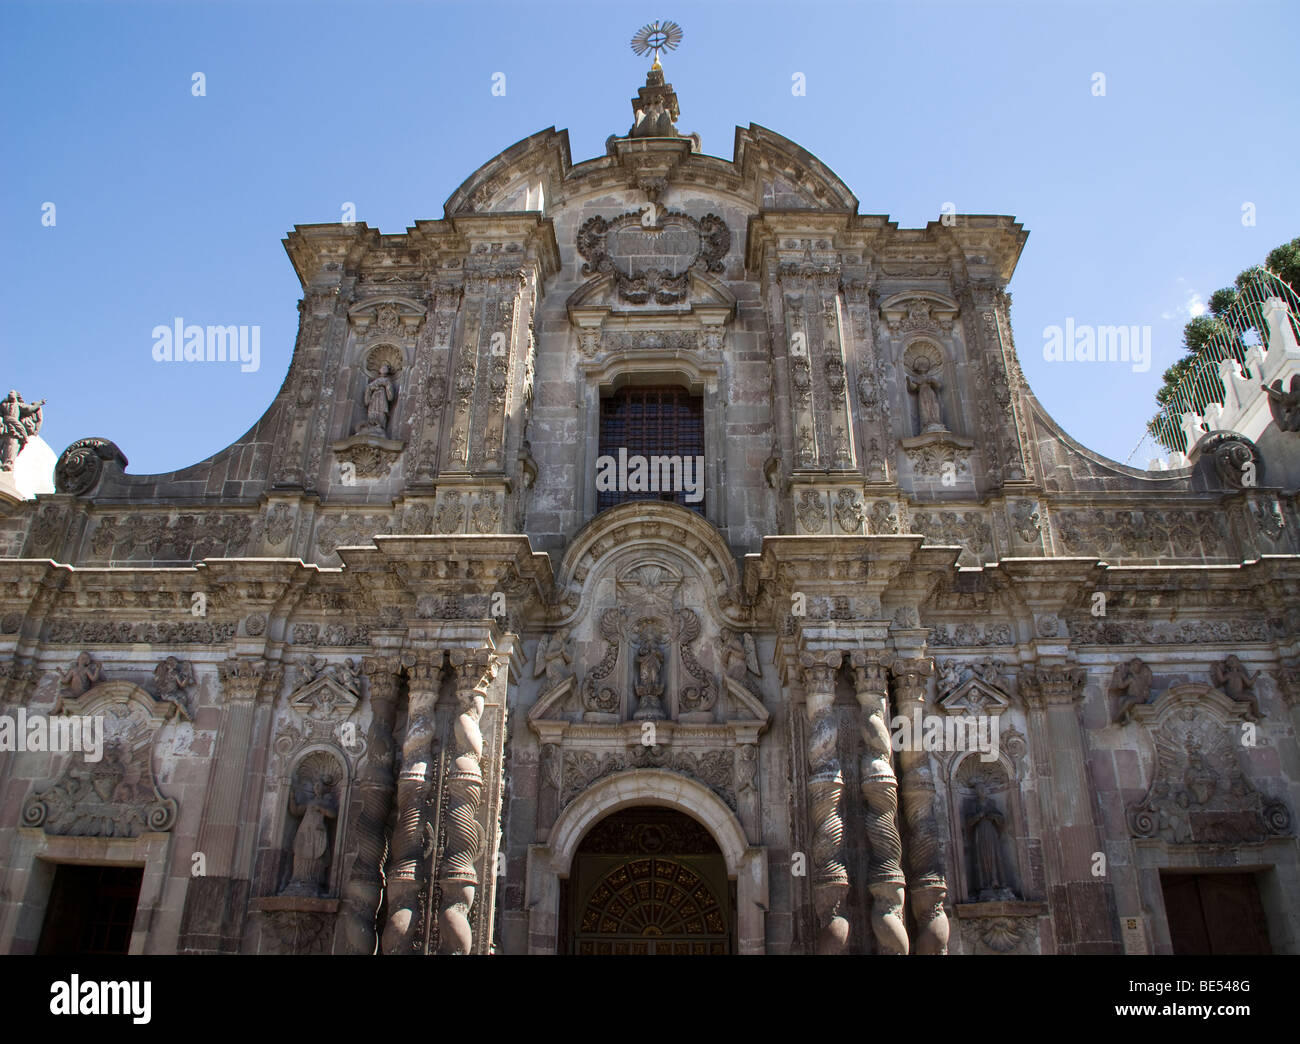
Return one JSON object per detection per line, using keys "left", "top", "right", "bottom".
{"left": 564, "top": 807, "right": 733, "bottom": 954}
{"left": 36, "top": 864, "right": 144, "bottom": 955}
{"left": 1159, "top": 871, "right": 1272, "bottom": 954}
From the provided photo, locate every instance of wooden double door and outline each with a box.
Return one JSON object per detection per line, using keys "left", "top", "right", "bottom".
{"left": 1160, "top": 871, "right": 1272, "bottom": 954}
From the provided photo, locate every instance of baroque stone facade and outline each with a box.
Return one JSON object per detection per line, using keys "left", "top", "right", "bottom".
{"left": 2, "top": 60, "right": 1299, "bottom": 956}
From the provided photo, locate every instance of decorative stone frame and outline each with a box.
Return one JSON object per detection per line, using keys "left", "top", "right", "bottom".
{"left": 1132, "top": 840, "right": 1300, "bottom": 954}
{"left": 524, "top": 770, "right": 769, "bottom": 954}
{"left": 3, "top": 832, "right": 172, "bottom": 954}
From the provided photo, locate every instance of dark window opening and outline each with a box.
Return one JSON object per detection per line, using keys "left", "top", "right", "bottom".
{"left": 37, "top": 863, "right": 144, "bottom": 955}
{"left": 598, "top": 385, "right": 705, "bottom": 514}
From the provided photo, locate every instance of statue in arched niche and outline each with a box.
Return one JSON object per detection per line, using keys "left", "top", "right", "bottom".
{"left": 907, "top": 355, "right": 947, "bottom": 434}
{"left": 965, "top": 779, "right": 1015, "bottom": 901}
{"left": 282, "top": 757, "right": 341, "bottom": 897}
{"left": 359, "top": 364, "right": 397, "bottom": 437}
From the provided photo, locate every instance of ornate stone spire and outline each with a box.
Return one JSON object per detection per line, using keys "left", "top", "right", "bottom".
{"left": 628, "top": 64, "right": 683, "bottom": 139}
{"left": 623, "top": 19, "right": 697, "bottom": 147}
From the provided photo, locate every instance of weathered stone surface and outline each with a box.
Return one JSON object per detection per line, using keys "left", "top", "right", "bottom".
{"left": 1, "top": 53, "right": 1298, "bottom": 959}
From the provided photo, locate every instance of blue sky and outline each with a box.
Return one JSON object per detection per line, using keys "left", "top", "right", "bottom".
{"left": 3, "top": 0, "right": 1297, "bottom": 474}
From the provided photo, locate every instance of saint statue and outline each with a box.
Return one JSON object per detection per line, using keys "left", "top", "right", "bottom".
{"left": 966, "top": 780, "right": 1013, "bottom": 901}
{"left": 284, "top": 779, "right": 338, "bottom": 896}
{"left": 906, "top": 356, "right": 947, "bottom": 433}
{"left": 359, "top": 364, "right": 397, "bottom": 436}
{"left": 636, "top": 641, "right": 663, "bottom": 691}
{"left": 1, "top": 389, "right": 46, "bottom": 471}
{"left": 633, "top": 639, "right": 667, "bottom": 721}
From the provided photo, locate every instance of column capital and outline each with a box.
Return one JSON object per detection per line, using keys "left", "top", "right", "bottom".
{"left": 362, "top": 654, "right": 403, "bottom": 706}
{"left": 448, "top": 648, "right": 501, "bottom": 695}
{"left": 1019, "top": 664, "right": 1088, "bottom": 707}
{"left": 889, "top": 656, "right": 933, "bottom": 703}
{"left": 799, "top": 650, "right": 842, "bottom": 696}
{"left": 849, "top": 650, "right": 892, "bottom": 698}
{"left": 400, "top": 650, "right": 445, "bottom": 688}
{"left": 217, "top": 657, "right": 283, "bottom": 704}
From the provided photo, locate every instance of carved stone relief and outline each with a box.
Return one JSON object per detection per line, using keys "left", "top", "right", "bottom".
{"left": 22, "top": 681, "right": 180, "bottom": 837}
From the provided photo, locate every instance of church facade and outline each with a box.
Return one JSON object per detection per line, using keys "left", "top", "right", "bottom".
{"left": 2, "top": 63, "right": 1299, "bottom": 956}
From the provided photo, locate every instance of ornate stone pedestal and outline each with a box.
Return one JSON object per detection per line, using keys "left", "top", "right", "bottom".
{"left": 251, "top": 895, "right": 340, "bottom": 954}
{"left": 330, "top": 434, "right": 405, "bottom": 479}
{"left": 954, "top": 900, "right": 1047, "bottom": 954}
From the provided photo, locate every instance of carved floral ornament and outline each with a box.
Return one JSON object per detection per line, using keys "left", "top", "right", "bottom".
{"left": 577, "top": 209, "right": 730, "bottom": 305}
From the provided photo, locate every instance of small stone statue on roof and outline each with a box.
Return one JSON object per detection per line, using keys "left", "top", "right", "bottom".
{"left": 0, "top": 390, "right": 45, "bottom": 472}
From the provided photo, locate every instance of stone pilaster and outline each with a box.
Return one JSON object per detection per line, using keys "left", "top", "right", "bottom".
{"left": 844, "top": 279, "right": 892, "bottom": 484}
{"left": 800, "top": 649, "right": 848, "bottom": 953}
{"left": 408, "top": 281, "right": 461, "bottom": 484}
{"left": 779, "top": 265, "right": 851, "bottom": 471}
{"left": 890, "top": 656, "right": 949, "bottom": 955}
{"left": 178, "top": 657, "right": 283, "bottom": 953}
{"left": 850, "top": 650, "right": 907, "bottom": 954}
{"left": 335, "top": 654, "right": 402, "bottom": 955}
{"left": 437, "top": 649, "right": 500, "bottom": 954}
{"left": 1020, "top": 664, "right": 1119, "bottom": 954}
{"left": 381, "top": 650, "right": 443, "bottom": 954}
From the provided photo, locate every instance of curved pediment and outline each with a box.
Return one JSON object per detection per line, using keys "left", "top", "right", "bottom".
{"left": 556, "top": 502, "right": 740, "bottom": 604}
{"left": 735, "top": 123, "right": 859, "bottom": 211}
{"left": 443, "top": 127, "right": 573, "bottom": 216}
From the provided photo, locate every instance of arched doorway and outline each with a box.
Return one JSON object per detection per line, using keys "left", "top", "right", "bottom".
{"left": 563, "top": 807, "right": 733, "bottom": 955}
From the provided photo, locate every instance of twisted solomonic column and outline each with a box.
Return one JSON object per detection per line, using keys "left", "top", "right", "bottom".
{"left": 381, "top": 651, "right": 444, "bottom": 955}
{"left": 849, "top": 651, "right": 908, "bottom": 955}
{"left": 437, "top": 650, "right": 500, "bottom": 955}
{"left": 337, "top": 655, "right": 402, "bottom": 955}
{"left": 800, "top": 650, "right": 848, "bottom": 954}
{"left": 890, "top": 657, "right": 949, "bottom": 954}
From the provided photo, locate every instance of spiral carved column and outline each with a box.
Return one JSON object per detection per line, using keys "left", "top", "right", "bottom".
{"left": 336, "top": 655, "right": 402, "bottom": 955}
{"left": 891, "top": 657, "right": 949, "bottom": 955}
{"left": 437, "top": 649, "right": 499, "bottom": 955}
{"left": 381, "top": 651, "right": 443, "bottom": 955}
{"left": 849, "top": 651, "right": 908, "bottom": 955}
{"left": 800, "top": 650, "right": 848, "bottom": 954}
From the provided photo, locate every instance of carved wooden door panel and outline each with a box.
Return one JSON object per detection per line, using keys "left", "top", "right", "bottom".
{"left": 1160, "top": 871, "right": 1272, "bottom": 954}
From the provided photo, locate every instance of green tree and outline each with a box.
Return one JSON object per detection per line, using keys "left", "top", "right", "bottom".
{"left": 1147, "top": 237, "right": 1299, "bottom": 449}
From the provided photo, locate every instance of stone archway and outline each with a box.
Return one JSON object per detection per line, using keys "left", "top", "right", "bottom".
{"left": 525, "top": 770, "right": 768, "bottom": 954}
{"left": 566, "top": 807, "right": 731, "bottom": 954}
